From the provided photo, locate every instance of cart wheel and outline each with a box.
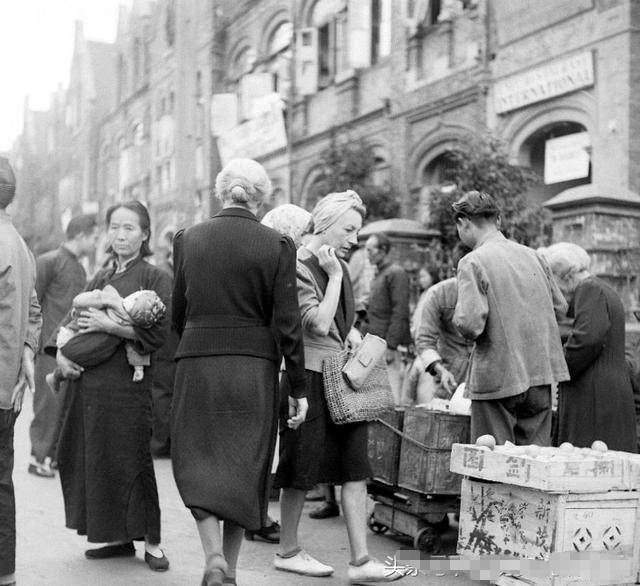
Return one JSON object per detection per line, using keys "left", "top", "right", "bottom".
{"left": 368, "top": 513, "right": 389, "bottom": 534}
{"left": 414, "top": 526, "right": 442, "bottom": 554}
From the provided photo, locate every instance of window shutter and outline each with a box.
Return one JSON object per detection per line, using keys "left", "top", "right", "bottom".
{"left": 296, "top": 27, "right": 318, "bottom": 96}
{"left": 348, "top": 0, "right": 371, "bottom": 69}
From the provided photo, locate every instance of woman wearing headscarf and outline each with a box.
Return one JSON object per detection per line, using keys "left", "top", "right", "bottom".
{"left": 171, "top": 159, "right": 307, "bottom": 586}
{"left": 544, "top": 242, "right": 637, "bottom": 452}
{"left": 273, "top": 191, "right": 404, "bottom": 584}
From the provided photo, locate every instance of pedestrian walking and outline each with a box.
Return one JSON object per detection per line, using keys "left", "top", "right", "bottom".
{"left": 543, "top": 242, "right": 637, "bottom": 452}
{"left": 0, "top": 157, "right": 42, "bottom": 586}
{"left": 363, "top": 233, "right": 412, "bottom": 405}
{"left": 452, "top": 191, "right": 569, "bottom": 445}
{"left": 170, "top": 159, "right": 307, "bottom": 586}
{"left": 28, "top": 213, "right": 97, "bottom": 478}
{"left": 274, "top": 190, "right": 405, "bottom": 583}
{"left": 53, "top": 201, "right": 171, "bottom": 572}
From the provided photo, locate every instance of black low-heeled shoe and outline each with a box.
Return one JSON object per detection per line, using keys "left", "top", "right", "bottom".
{"left": 144, "top": 550, "right": 170, "bottom": 572}
{"left": 85, "top": 542, "right": 135, "bottom": 559}
{"left": 244, "top": 521, "right": 280, "bottom": 543}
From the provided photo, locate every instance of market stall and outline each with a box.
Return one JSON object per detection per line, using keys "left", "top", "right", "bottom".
{"left": 451, "top": 440, "right": 640, "bottom": 585}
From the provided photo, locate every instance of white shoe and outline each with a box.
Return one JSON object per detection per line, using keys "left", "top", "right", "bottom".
{"left": 348, "top": 558, "right": 405, "bottom": 583}
{"left": 274, "top": 549, "right": 334, "bottom": 577}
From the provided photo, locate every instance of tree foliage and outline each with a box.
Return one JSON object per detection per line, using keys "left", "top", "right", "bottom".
{"left": 307, "top": 137, "right": 399, "bottom": 220}
{"left": 427, "top": 134, "right": 551, "bottom": 251}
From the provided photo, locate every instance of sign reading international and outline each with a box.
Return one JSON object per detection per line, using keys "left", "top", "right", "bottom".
{"left": 495, "top": 52, "right": 594, "bottom": 114}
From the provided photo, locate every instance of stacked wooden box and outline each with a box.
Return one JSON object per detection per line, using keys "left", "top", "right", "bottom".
{"left": 368, "top": 407, "right": 470, "bottom": 493}
{"left": 450, "top": 444, "right": 640, "bottom": 586}
{"left": 368, "top": 408, "right": 405, "bottom": 485}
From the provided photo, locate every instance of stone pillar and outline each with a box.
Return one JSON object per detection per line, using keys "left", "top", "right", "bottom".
{"left": 544, "top": 185, "right": 640, "bottom": 323}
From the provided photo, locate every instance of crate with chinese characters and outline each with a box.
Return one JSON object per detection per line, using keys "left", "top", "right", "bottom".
{"left": 449, "top": 443, "right": 640, "bottom": 493}
{"left": 367, "top": 408, "right": 405, "bottom": 486}
{"left": 457, "top": 477, "right": 640, "bottom": 586}
{"left": 397, "top": 407, "right": 470, "bottom": 495}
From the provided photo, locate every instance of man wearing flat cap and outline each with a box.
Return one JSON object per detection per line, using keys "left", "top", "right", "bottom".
{"left": 451, "top": 190, "right": 568, "bottom": 445}
{"left": 0, "top": 157, "right": 42, "bottom": 586}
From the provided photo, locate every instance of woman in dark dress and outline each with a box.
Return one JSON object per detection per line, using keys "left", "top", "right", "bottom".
{"left": 54, "top": 201, "right": 172, "bottom": 571}
{"left": 274, "top": 191, "right": 404, "bottom": 584}
{"left": 171, "top": 158, "right": 306, "bottom": 586}
{"left": 545, "top": 242, "right": 637, "bottom": 452}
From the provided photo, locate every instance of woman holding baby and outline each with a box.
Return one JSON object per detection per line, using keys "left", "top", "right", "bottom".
{"left": 53, "top": 200, "right": 172, "bottom": 572}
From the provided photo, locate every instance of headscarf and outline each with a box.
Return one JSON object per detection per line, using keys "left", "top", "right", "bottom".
{"left": 261, "top": 204, "right": 312, "bottom": 247}
{"left": 311, "top": 190, "right": 364, "bottom": 235}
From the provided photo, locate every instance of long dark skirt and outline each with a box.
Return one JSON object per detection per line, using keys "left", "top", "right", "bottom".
{"left": 274, "top": 370, "right": 372, "bottom": 491}
{"left": 57, "top": 345, "right": 161, "bottom": 543}
{"left": 171, "top": 355, "right": 279, "bottom": 531}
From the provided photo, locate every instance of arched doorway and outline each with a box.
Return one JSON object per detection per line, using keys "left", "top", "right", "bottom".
{"left": 517, "top": 121, "right": 591, "bottom": 205}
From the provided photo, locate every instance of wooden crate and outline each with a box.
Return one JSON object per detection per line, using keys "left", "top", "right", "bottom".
{"left": 368, "top": 408, "right": 404, "bottom": 485}
{"left": 457, "top": 478, "right": 640, "bottom": 586}
{"left": 450, "top": 444, "right": 627, "bottom": 493}
{"left": 397, "top": 408, "right": 470, "bottom": 495}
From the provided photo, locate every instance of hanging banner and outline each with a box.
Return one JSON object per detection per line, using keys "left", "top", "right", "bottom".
{"left": 544, "top": 131, "right": 590, "bottom": 184}
{"left": 210, "top": 94, "right": 238, "bottom": 137}
{"left": 217, "top": 94, "right": 287, "bottom": 164}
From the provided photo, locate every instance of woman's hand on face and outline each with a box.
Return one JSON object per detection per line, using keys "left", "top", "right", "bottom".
{"left": 76, "top": 308, "right": 114, "bottom": 334}
{"left": 56, "top": 349, "right": 84, "bottom": 379}
{"left": 317, "top": 245, "right": 343, "bottom": 278}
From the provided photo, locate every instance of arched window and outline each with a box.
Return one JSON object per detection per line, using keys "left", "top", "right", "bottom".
{"left": 311, "top": 0, "right": 347, "bottom": 88}
{"left": 518, "top": 121, "right": 591, "bottom": 204}
{"left": 268, "top": 22, "right": 293, "bottom": 56}
{"left": 231, "top": 46, "right": 254, "bottom": 81}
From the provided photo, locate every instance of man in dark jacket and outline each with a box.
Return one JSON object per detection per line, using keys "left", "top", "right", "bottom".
{"left": 28, "top": 214, "right": 97, "bottom": 477}
{"left": 452, "top": 191, "right": 569, "bottom": 445}
{"left": 364, "top": 233, "right": 412, "bottom": 404}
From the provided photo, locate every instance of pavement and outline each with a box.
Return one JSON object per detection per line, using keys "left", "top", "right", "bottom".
{"left": 12, "top": 394, "right": 486, "bottom": 585}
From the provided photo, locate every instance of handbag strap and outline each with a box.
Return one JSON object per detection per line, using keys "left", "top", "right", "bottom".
{"left": 374, "top": 417, "right": 443, "bottom": 453}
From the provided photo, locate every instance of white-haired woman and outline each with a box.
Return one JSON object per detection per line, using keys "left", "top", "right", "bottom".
{"left": 273, "top": 191, "right": 404, "bottom": 583}
{"left": 544, "top": 242, "right": 636, "bottom": 452}
{"left": 171, "top": 159, "right": 308, "bottom": 585}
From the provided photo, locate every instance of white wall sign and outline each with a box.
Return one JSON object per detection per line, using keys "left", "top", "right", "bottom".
{"left": 495, "top": 52, "right": 594, "bottom": 114}
{"left": 217, "top": 94, "right": 287, "bottom": 164}
{"left": 544, "top": 131, "right": 590, "bottom": 184}
{"left": 210, "top": 94, "right": 238, "bottom": 137}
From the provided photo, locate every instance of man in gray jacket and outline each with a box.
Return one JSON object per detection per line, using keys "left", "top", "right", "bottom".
{"left": 452, "top": 191, "right": 568, "bottom": 445}
{"left": 0, "top": 157, "right": 42, "bottom": 586}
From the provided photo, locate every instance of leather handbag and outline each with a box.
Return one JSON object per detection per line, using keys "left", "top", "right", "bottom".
{"left": 322, "top": 343, "right": 394, "bottom": 425}
{"left": 342, "top": 333, "right": 388, "bottom": 390}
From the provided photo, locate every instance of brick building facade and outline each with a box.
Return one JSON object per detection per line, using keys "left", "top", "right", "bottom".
{"left": 11, "top": 0, "right": 640, "bottom": 309}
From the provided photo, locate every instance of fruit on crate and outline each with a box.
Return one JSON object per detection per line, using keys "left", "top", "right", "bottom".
{"left": 591, "top": 440, "right": 608, "bottom": 452}
{"left": 475, "top": 434, "right": 496, "bottom": 450}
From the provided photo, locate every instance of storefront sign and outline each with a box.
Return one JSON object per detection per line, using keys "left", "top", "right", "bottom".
{"left": 217, "top": 94, "right": 287, "bottom": 164}
{"left": 544, "top": 131, "right": 590, "bottom": 184}
{"left": 495, "top": 52, "right": 594, "bottom": 114}
{"left": 210, "top": 94, "right": 238, "bottom": 137}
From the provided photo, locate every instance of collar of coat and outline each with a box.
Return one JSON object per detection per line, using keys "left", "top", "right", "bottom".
{"left": 214, "top": 206, "right": 258, "bottom": 222}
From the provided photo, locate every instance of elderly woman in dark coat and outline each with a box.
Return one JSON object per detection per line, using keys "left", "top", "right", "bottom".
{"left": 545, "top": 242, "right": 637, "bottom": 452}
{"left": 171, "top": 159, "right": 307, "bottom": 586}
{"left": 54, "top": 201, "right": 172, "bottom": 571}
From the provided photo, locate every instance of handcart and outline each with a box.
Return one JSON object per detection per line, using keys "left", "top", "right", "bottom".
{"left": 366, "top": 407, "right": 470, "bottom": 554}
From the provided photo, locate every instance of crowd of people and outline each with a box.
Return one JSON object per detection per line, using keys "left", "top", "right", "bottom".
{"left": 1, "top": 154, "right": 639, "bottom": 586}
